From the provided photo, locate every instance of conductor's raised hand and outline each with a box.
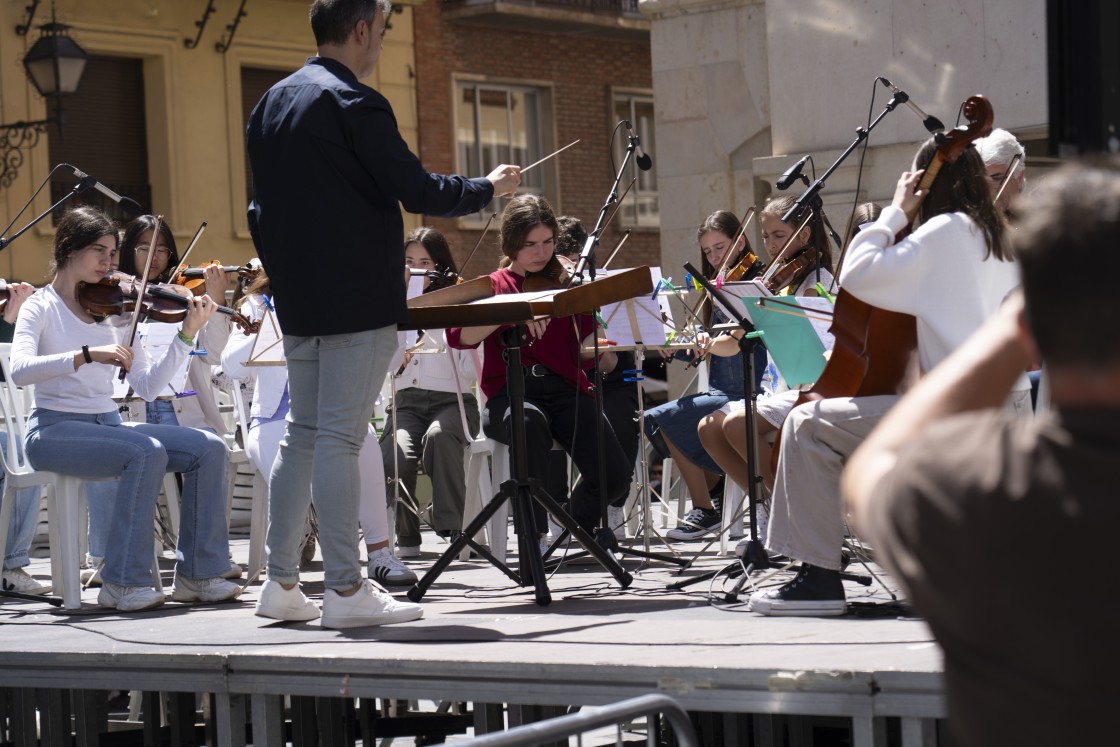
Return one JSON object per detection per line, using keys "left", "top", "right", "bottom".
{"left": 487, "top": 164, "right": 522, "bottom": 197}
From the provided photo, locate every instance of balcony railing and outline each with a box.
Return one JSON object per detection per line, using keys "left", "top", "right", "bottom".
{"left": 444, "top": 0, "right": 642, "bottom": 18}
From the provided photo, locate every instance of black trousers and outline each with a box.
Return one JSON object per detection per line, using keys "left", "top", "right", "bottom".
{"left": 483, "top": 371, "right": 630, "bottom": 534}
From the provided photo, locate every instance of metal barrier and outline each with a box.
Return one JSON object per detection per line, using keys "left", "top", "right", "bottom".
{"left": 446, "top": 693, "right": 698, "bottom": 746}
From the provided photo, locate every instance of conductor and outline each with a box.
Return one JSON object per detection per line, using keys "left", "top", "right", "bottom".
{"left": 246, "top": 0, "right": 521, "bottom": 628}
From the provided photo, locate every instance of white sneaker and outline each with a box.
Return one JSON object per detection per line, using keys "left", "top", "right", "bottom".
{"left": 367, "top": 548, "right": 417, "bottom": 586}
{"left": 221, "top": 561, "right": 244, "bottom": 580}
{"left": 98, "top": 583, "right": 166, "bottom": 611}
{"left": 396, "top": 544, "right": 421, "bottom": 558}
{"left": 607, "top": 505, "right": 627, "bottom": 540}
{"left": 1, "top": 567, "right": 52, "bottom": 595}
{"left": 255, "top": 579, "right": 320, "bottom": 622}
{"left": 321, "top": 579, "right": 423, "bottom": 629}
{"left": 170, "top": 575, "right": 242, "bottom": 603}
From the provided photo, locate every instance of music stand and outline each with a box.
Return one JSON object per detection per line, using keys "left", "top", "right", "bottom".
{"left": 547, "top": 277, "right": 689, "bottom": 568}
{"left": 405, "top": 269, "right": 652, "bottom": 605}
{"left": 667, "top": 271, "right": 871, "bottom": 600}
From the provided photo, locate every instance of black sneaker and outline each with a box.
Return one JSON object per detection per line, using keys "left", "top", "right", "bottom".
{"left": 667, "top": 506, "right": 721, "bottom": 540}
{"left": 748, "top": 564, "right": 846, "bottom": 616}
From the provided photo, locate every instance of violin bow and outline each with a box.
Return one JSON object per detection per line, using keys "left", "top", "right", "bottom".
{"left": 172, "top": 221, "right": 208, "bottom": 275}
{"left": 601, "top": 177, "right": 638, "bottom": 234}
{"left": 602, "top": 230, "right": 632, "bottom": 270}
{"left": 118, "top": 214, "right": 164, "bottom": 382}
{"left": 458, "top": 212, "right": 496, "bottom": 279}
{"left": 687, "top": 205, "right": 756, "bottom": 325}
{"left": 993, "top": 153, "right": 1023, "bottom": 210}
{"left": 759, "top": 208, "right": 814, "bottom": 288}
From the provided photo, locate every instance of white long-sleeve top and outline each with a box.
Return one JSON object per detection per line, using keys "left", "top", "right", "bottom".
{"left": 11, "top": 285, "right": 193, "bottom": 412}
{"left": 840, "top": 205, "right": 1030, "bottom": 391}
{"left": 394, "top": 329, "right": 478, "bottom": 395}
{"left": 128, "top": 316, "right": 232, "bottom": 432}
{"left": 221, "top": 294, "right": 288, "bottom": 420}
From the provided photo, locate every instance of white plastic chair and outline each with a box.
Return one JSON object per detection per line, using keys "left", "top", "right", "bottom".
{"left": 0, "top": 345, "right": 159, "bottom": 609}
{"left": 231, "top": 383, "right": 268, "bottom": 580}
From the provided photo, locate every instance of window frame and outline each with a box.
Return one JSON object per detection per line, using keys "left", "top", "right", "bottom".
{"left": 452, "top": 75, "right": 558, "bottom": 227}
{"left": 611, "top": 88, "right": 659, "bottom": 229}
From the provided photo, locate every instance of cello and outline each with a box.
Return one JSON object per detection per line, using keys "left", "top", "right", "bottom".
{"left": 769, "top": 95, "right": 994, "bottom": 471}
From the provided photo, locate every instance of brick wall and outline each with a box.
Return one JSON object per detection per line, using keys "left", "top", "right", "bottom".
{"left": 411, "top": 4, "right": 660, "bottom": 276}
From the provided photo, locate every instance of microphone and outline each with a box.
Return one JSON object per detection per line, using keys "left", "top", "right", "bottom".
{"left": 775, "top": 156, "right": 809, "bottom": 190}
{"left": 63, "top": 164, "right": 143, "bottom": 217}
{"left": 878, "top": 78, "right": 945, "bottom": 133}
{"left": 622, "top": 120, "right": 653, "bottom": 172}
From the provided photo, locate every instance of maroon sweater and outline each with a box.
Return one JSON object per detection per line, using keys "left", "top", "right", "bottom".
{"left": 446, "top": 267, "right": 594, "bottom": 398}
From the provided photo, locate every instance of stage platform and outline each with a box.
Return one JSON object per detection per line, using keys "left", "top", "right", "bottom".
{"left": 0, "top": 530, "right": 944, "bottom": 746}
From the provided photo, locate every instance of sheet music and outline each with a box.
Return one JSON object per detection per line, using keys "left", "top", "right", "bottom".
{"left": 597, "top": 268, "right": 675, "bottom": 348}
{"left": 711, "top": 278, "right": 772, "bottom": 324}
{"left": 470, "top": 289, "right": 561, "bottom": 305}
{"left": 112, "top": 322, "right": 192, "bottom": 399}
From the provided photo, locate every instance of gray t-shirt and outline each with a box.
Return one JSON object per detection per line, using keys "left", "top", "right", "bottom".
{"left": 864, "top": 407, "right": 1120, "bottom": 747}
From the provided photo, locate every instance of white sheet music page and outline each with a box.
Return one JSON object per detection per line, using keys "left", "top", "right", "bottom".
{"left": 596, "top": 267, "right": 674, "bottom": 348}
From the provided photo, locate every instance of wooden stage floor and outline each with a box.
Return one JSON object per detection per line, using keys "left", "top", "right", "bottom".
{"left": 0, "top": 530, "right": 944, "bottom": 744}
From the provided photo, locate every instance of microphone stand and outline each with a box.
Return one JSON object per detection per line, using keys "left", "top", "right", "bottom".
{"left": 781, "top": 91, "right": 912, "bottom": 230}
{"left": 549, "top": 131, "right": 686, "bottom": 568}
{"left": 0, "top": 172, "right": 97, "bottom": 252}
{"left": 665, "top": 265, "right": 767, "bottom": 591}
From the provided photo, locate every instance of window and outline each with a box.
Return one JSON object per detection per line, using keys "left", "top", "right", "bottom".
{"left": 456, "top": 81, "right": 554, "bottom": 224}
{"left": 47, "top": 56, "right": 149, "bottom": 225}
{"left": 613, "top": 92, "right": 658, "bottom": 227}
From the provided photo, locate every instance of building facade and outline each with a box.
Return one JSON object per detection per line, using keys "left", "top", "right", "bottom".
{"left": 0, "top": 0, "right": 421, "bottom": 285}
{"left": 640, "top": 0, "right": 1049, "bottom": 289}
{"left": 411, "top": 0, "right": 659, "bottom": 274}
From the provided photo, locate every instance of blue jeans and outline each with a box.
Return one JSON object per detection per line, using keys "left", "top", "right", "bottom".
{"left": 1, "top": 438, "right": 41, "bottom": 570}
{"left": 26, "top": 408, "right": 230, "bottom": 587}
{"left": 146, "top": 399, "right": 180, "bottom": 426}
{"left": 268, "top": 327, "right": 398, "bottom": 590}
{"left": 86, "top": 401, "right": 210, "bottom": 560}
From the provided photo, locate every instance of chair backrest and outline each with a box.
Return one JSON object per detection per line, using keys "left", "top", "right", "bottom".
{"left": 0, "top": 342, "right": 35, "bottom": 476}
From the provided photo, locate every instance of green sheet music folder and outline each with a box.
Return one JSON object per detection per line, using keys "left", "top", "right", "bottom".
{"left": 747, "top": 297, "right": 828, "bottom": 387}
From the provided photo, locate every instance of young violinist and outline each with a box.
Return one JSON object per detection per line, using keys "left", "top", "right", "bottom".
{"left": 543, "top": 215, "right": 641, "bottom": 540}
{"left": 749, "top": 137, "right": 1033, "bottom": 617}
{"left": 644, "top": 210, "right": 757, "bottom": 541}
{"left": 697, "top": 200, "right": 856, "bottom": 505}
{"left": 81, "top": 216, "right": 239, "bottom": 587}
{"left": 10, "top": 207, "right": 238, "bottom": 611}
{"left": 446, "top": 194, "right": 630, "bottom": 542}
{"left": 221, "top": 270, "right": 419, "bottom": 587}
{"left": 380, "top": 227, "right": 479, "bottom": 556}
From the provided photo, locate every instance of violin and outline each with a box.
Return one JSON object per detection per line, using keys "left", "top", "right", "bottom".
{"left": 522, "top": 254, "right": 573, "bottom": 292}
{"left": 77, "top": 272, "right": 258, "bottom": 335}
{"left": 172, "top": 261, "right": 261, "bottom": 296}
{"left": 769, "top": 95, "right": 994, "bottom": 472}
{"left": 722, "top": 250, "right": 764, "bottom": 282}
{"left": 760, "top": 246, "right": 816, "bottom": 293}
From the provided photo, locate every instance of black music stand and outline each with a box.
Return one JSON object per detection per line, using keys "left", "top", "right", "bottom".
{"left": 662, "top": 264, "right": 770, "bottom": 592}
{"left": 667, "top": 267, "right": 871, "bottom": 600}
{"left": 405, "top": 274, "right": 650, "bottom": 605}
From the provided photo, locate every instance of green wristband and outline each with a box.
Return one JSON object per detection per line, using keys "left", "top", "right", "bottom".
{"left": 177, "top": 330, "right": 195, "bottom": 345}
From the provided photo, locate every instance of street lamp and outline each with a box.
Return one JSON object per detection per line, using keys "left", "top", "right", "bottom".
{"left": 0, "top": 15, "right": 88, "bottom": 188}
